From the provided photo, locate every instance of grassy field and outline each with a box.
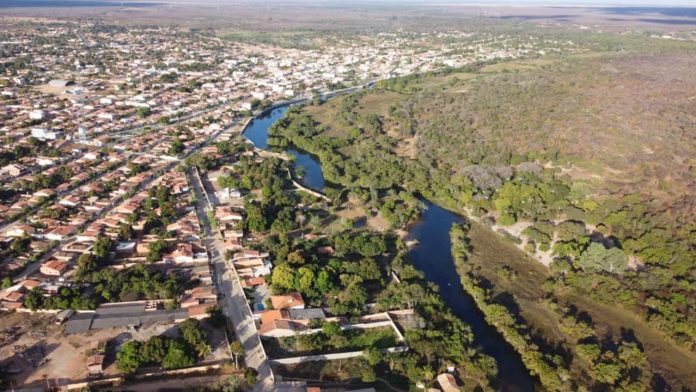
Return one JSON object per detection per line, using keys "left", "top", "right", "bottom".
{"left": 562, "top": 292, "right": 696, "bottom": 389}
{"left": 465, "top": 221, "right": 696, "bottom": 389}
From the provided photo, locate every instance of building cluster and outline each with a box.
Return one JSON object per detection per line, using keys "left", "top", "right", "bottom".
{"left": 0, "top": 20, "right": 578, "bottom": 387}
{"left": 0, "top": 93, "right": 235, "bottom": 315}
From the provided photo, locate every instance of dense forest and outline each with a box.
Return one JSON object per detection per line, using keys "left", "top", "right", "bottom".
{"left": 219, "top": 149, "right": 499, "bottom": 389}
{"left": 267, "top": 46, "right": 696, "bottom": 389}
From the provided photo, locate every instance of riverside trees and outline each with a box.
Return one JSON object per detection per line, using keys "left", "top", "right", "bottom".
{"left": 269, "top": 74, "right": 696, "bottom": 364}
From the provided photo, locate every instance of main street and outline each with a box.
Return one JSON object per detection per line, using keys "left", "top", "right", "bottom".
{"left": 189, "top": 165, "right": 275, "bottom": 391}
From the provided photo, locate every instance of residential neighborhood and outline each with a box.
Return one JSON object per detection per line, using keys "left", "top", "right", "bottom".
{"left": 0, "top": 12, "right": 586, "bottom": 392}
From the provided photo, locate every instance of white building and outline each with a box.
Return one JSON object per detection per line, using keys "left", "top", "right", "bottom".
{"left": 29, "top": 110, "right": 45, "bottom": 120}
{"left": 31, "top": 127, "right": 62, "bottom": 141}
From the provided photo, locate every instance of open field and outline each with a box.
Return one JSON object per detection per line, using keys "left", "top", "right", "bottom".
{"left": 464, "top": 222, "right": 696, "bottom": 389}
{"left": 0, "top": 312, "right": 120, "bottom": 387}
{"left": 2, "top": 2, "right": 696, "bottom": 35}
{"left": 0, "top": 312, "right": 231, "bottom": 389}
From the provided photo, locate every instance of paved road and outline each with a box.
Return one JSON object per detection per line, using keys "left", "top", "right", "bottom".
{"left": 189, "top": 164, "right": 275, "bottom": 392}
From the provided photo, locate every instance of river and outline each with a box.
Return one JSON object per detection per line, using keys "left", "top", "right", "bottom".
{"left": 242, "top": 106, "right": 325, "bottom": 191}
{"left": 242, "top": 105, "right": 535, "bottom": 391}
{"left": 408, "top": 202, "right": 536, "bottom": 391}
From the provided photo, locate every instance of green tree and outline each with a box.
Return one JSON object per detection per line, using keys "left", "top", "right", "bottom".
{"left": 245, "top": 202, "right": 267, "bottom": 232}
{"left": 271, "top": 263, "right": 296, "bottom": 292}
{"left": 10, "top": 235, "right": 31, "bottom": 255}
{"left": 179, "top": 319, "right": 211, "bottom": 358}
{"left": 322, "top": 321, "right": 342, "bottom": 337}
{"left": 244, "top": 367, "right": 258, "bottom": 386}
{"left": 168, "top": 137, "right": 185, "bottom": 156}
{"left": 296, "top": 267, "right": 316, "bottom": 295}
{"left": 136, "top": 107, "right": 151, "bottom": 118}
{"left": 2, "top": 276, "right": 13, "bottom": 289}
{"left": 23, "top": 287, "right": 44, "bottom": 310}
{"left": 575, "top": 243, "right": 628, "bottom": 274}
{"left": 316, "top": 270, "right": 335, "bottom": 294}
{"left": 93, "top": 236, "right": 112, "bottom": 261}
{"left": 140, "top": 336, "right": 169, "bottom": 364}
{"left": 117, "top": 341, "right": 144, "bottom": 373}
{"left": 118, "top": 223, "right": 134, "bottom": 241}
{"left": 162, "top": 340, "right": 195, "bottom": 369}
{"left": 147, "top": 240, "right": 167, "bottom": 263}
{"left": 76, "top": 253, "right": 97, "bottom": 278}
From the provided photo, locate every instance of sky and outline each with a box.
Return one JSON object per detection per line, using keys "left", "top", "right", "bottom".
{"left": 375, "top": 0, "right": 696, "bottom": 5}
{"left": 296, "top": 0, "right": 696, "bottom": 6}
{"left": 11, "top": 0, "right": 696, "bottom": 7}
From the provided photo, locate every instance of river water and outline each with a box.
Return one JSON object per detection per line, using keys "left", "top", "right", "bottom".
{"left": 242, "top": 106, "right": 535, "bottom": 391}
{"left": 242, "top": 106, "right": 325, "bottom": 191}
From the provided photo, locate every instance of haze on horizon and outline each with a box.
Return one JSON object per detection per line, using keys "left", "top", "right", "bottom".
{"left": 25, "top": 0, "right": 696, "bottom": 7}
{"left": 187, "top": 0, "right": 696, "bottom": 7}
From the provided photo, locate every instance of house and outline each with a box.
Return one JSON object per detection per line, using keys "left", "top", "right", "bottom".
{"left": 5, "top": 224, "right": 34, "bottom": 238}
{"left": 223, "top": 237, "right": 243, "bottom": 251}
{"left": 215, "top": 206, "right": 243, "bottom": 223}
{"left": 34, "top": 188, "right": 56, "bottom": 198}
{"left": 270, "top": 292, "right": 305, "bottom": 310}
{"left": 235, "top": 258, "right": 272, "bottom": 278}
{"left": 44, "top": 225, "right": 76, "bottom": 241}
{"left": 63, "top": 241, "right": 93, "bottom": 254}
{"left": 241, "top": 277, "right": 266, "bottom": 288}
{"left": 36, "top": 157, "right": 56, "bottom": 167}
{"left": 167, "top": 218, "right": 200, "bottom": 241}
{"left": 257, "top": 309, "right": 308, "bottom": 338}
{"left": 54, "top": 251, "right": 77, "bottom": 262}
{"left": 0, "top": 289, "right": 25, "bottom": 310}
{"left": 180, "top": 286, "right": 218, "bottom": 309}
{"left": 1, "top": 163, "right": 27, "bottom": 177}
{"left": 191, "top": 265, "right": 213, "bottom": 284}
{"left": 215, "top": 187, "right": 242, "bottom": 203}
{"left": 84, "top": 152, "right": 100, "bottom": 161}
{"left": 437, "top": 373, "right": 460, "bottom": 392}
{"left": 29, "top": 110, "right": 45, "bottom": 120}
{"left": 0, "top": 290, "right": 24, "bottom": 303}
{"left": 40, "top": 259, "right": 69, "bottom": 276}
{"left": 49, "top": 79, "right": 75, "bottom": 87}
{"left": 187, "top": 303, "right": 216, "bottom": 320}
{"left": 87, "top": 354, "right": 105, "bottom": 376}
{"left": 59, "top": 195, "right": 82, "bottom": 208}
{"left": 289, "top": 308, "right": 326, "bottom": 321}
{"left": 233, "top": 249, "right": 270, "bottom": 261}
{"left": 18, "top": 279, "right": 40, "bottom": 291}
{"left": 115, "top": 241, "right": 136, "bottom": 256}
{"left": 162, "top": 243, "right": 206, "bottom": 264}
{"left": 77, "top": 226, "right": 103, "bottom": 242}
{"left": 31, "top": 127, "right": 62, "bottom": 141}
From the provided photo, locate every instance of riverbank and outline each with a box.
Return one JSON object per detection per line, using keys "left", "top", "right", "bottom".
{"left": 408, "top": 202, "right": 537, "bottom": 391}
{"left": 239, "top": 100, "right": 537, "bottom": 390}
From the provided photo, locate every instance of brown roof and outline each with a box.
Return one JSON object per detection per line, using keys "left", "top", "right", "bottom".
{"left": 3, "top": 291, "right": 23, "bottom": 302}
{"left": 20, "top": 279, "right": 40, "bottom": 289}
{"left": 271, "top": 292, "right": 305, "bottom": 310}
{"left": 42, "top": 259, "right": 69, "bottom": 273}
{"left": 87, "top": 354, "right": 105, "bottom": 366}
{"left": 241, "top": 277, "right": 266, "bottom": 288}
{"left": 187, "top": 302, "right": 216, "bottom": 318}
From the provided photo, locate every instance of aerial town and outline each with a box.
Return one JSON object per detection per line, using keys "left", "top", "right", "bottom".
{"left": 2, "top": 2, "right": 696, "bottom": 392}
{"left": 0, "top": 20, "right": 578, "bottom": 391}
